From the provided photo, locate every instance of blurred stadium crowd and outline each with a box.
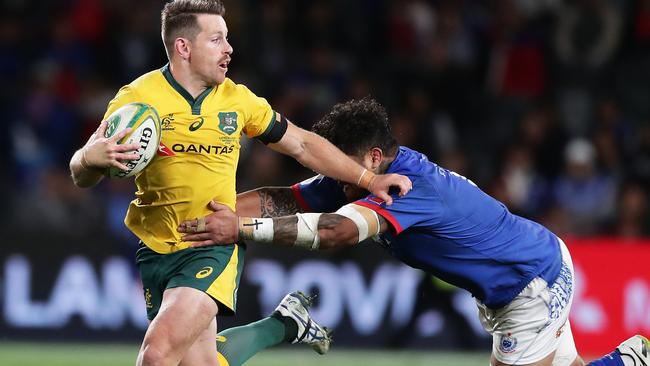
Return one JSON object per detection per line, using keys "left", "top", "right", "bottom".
{"left": 3, "top": 0, "right": 650, "bottom": 242}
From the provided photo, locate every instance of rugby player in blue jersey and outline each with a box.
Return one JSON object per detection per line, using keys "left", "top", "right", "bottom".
{"left": 179, "top": 98, "right": 649, "bottom": 366}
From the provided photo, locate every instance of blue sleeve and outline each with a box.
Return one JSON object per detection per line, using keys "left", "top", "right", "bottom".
{"left": 291, "top": 175, "right": 348, "bottom": 213}
{"left": 354, "top": 178, "right": 442, "bottom": 234}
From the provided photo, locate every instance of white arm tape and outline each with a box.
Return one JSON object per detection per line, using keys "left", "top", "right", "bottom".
{"left": 335, "top": 204, "right": 381, "bottom": 243}
{"left": 295, "top": 213, "right": 322, "bottom": 250}
{"left": 249, "top": 218, "right": 274, "bottom": 243}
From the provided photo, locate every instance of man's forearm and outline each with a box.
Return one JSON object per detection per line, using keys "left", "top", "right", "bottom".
{"left": 69, "top": 149, "right": 104, "bottom": 188}
{"left": 295, "top": 132, "right": 374, "bottom": 189}
{"left": 238, "top": 213, "right": 355, "bottom": 250}
{"left": 236, "top": 187, "right": 302, "bottom": 218}
{"left": 258, "top": 188, "right": 303, "bottom": 217}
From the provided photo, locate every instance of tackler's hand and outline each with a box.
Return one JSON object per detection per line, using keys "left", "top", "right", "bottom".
{"left": 367, "top": 173, "right": 412, "bottom": 205}
{"left": 177, "top": 201, "right": 239, "bottom": 247}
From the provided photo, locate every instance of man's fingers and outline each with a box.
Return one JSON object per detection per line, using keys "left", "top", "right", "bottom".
{"left": 191, "top": 240, "right": 217, "bottom": 248}
{"left": 181, "top": 233, "right": 211, "bottom": 242}
{"left": 97, "top": 120, "right": 108, "bottom": 137}
{"left": 187, "top": 218, "right": 199, "bottom": 232}
{"left": 114, "top": 152, "right": 140, "bottom": 161}
{"left": 114, "top": 143, "right": 142, "bottom": 152}
{"left": 376, "top": 191, "right": 393, "bottom": 206}
{"left": 196, "top": 217, "right": 206, "bottom": 232}
{"left": 209, "top": 201, "right": 230, "bottom": 212}
{"left": 113, "top": 161, "right": 131, "bottom": 171}
{"left": 177, "top": 219, "right": 199, "bottom": 233}
{"left": 397, "top": 176, "right": 412, "bottom": 197}
{"left": 208, "top": 200, "right": 220, "bottom": 211}
{"left": 112, "top": 127, "right": 133, "bottom": 143}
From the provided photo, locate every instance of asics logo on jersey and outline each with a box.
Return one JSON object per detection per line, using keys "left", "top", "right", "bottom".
{"left": 171, "top": 143, "right": 234, "bottom": 155}
{"left": 189, "top": 117, "right": 204, "bottom": 131}
{"left": 195, "top": 266, "right": 213, "bottom": 279}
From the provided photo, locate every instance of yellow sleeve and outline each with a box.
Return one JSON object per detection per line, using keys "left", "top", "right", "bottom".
{"left": 238, "top": 85, "right": 276, "bottom": 139}
{"left": 102, "top": 85, "right": 140, "bottom": 121}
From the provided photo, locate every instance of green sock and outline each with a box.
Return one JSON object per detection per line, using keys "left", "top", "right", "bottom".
{"left": 270, "top": 311, "right": 299, "bottom": 342}
{"left": 216, "top": 315, "right": 298, "bottom": 366}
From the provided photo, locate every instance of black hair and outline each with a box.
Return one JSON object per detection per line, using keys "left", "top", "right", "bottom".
{"left": 311, "top": 97, "right": 398, "bottom": 157}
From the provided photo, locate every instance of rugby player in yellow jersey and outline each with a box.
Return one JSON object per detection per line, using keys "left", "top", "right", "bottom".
{"left": 69, "top": 1, "right": 411, "bottom": 365}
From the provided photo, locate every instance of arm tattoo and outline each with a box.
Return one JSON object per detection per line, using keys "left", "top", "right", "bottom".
{"left": 318, "top": 213, "right": 345, "bottom": 230}
{"left": 272, "top": 216, "right": 298, "bottom": 246}
{"left": 258, "top": 188, "right": 302, "bottom": 218}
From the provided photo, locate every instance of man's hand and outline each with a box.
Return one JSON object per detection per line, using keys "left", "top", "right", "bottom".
{"left": 177, "top": 201, "right": 239, "bottom": 247}
{"left": 83, "top": 120, "right": 142, "bottom": 171}
{"left": 368, "top": 173, "right": 412, "bottom": 205}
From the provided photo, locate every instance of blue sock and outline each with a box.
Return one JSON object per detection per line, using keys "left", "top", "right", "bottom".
{"left": 588, "top": 351, "right": 625, "bottom": 366}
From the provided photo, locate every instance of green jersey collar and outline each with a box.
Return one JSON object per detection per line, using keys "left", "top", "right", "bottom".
{"left": 161, "top": 63, "right": 214, "bottom": 115}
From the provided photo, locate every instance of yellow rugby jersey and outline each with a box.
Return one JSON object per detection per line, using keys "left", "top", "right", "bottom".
{"left": 103, "top": 64, "right": 279, "bottom": 254}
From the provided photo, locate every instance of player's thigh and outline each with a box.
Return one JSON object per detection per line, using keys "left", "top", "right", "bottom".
{"left": 142, "top": 287, "right": 219, "bottom": 362}
{"left": 480, "top": 244, "right": 575, "bottom": 364}
{"left": 179, "top": 316, "right": 218, "bottom": 366}
{"left": 479, "top": 279, "right": 571, "bottom": 365}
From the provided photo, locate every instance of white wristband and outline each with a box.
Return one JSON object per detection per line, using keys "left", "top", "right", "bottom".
{"left": 295, "top": 213, "right": 322, "bottom": 250}
{"left": 335, "top": 204, "right": 380, "bottom": 243}
{"left": 239, "top": 217, "right": 274, "bottom": 243}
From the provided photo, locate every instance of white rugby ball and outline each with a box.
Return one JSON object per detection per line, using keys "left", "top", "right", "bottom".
{"left": 103, "top": 102, "right": 161, "bottom": 178}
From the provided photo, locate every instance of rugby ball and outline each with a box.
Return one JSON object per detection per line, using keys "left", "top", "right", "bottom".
{"left": 103, "top": 102, "right": 161, "bottom": 178}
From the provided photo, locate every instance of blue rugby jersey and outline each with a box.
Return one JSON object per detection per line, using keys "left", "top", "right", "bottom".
{"left": 292, "top": 146, "right": 562, "bottom": 309}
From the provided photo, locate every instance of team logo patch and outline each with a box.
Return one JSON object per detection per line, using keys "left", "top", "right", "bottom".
{"left": 499, "top": 333, "right": 517, "bottom": 353}
{"left": 195, "top": 266, "right": 213, "bottom": 279}
{"left": 218, "top": 112, "right": 238, "bottom": 135}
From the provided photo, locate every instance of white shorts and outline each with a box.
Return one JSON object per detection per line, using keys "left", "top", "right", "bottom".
{"left": 477, "top": 239, "right": 578, "bottom": 365}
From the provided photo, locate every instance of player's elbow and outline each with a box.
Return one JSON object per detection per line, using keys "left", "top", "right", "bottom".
{"left": 286, "top": 140, "right": 308, "bottom": 163}
{"left": 70, "top": 173, "right": 88, "bottom": 188}
{"left": 281, "top": 127, "right": 314, "bottom": 164}
{"left": 69, "top": 168, "right": 102, "bottom": 188}
{"left": 318, "top": 227, "right": 357, "bottom": 249}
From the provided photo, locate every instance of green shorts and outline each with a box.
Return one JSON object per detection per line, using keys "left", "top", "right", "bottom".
{"left": 136, "top": 243, "right": 246, "bottom": 320}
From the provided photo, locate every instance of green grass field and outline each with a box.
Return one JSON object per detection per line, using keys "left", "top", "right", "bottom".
{"left": 0, "top": 343, "right": 489, "bottom": 366}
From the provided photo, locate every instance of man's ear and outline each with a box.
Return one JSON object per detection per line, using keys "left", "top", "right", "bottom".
{"left": 369, "top": 147, "right": 384, "bottom": 171}
{"left": 174, "top": 37, "right": 191, "bottom": 60}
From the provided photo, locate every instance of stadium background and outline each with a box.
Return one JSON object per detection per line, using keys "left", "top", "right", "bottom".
{"left": 2, "top": 0, "right": 650, "bottom": 364}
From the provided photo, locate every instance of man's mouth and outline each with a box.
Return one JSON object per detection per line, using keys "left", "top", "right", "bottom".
{"left": 218, "top": 59, "right": 230, "bottom": 71}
